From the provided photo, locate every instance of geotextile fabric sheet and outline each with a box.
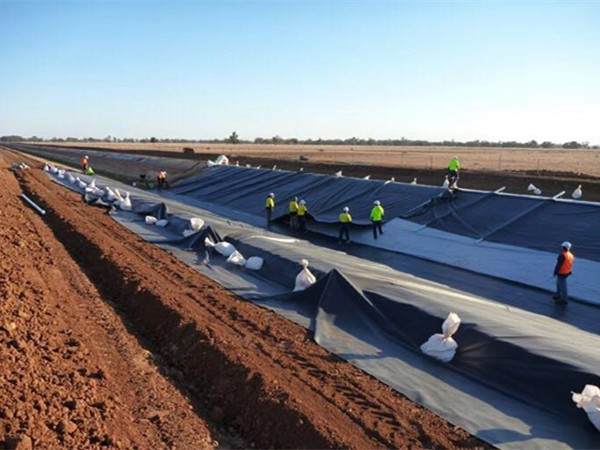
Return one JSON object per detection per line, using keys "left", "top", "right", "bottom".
{"left": 45, "top": 169, "right": 600, "bottom": 449}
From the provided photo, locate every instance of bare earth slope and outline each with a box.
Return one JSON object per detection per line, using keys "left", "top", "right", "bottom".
{"left": 0, "top": 149, "right": 487, "bottom": 448}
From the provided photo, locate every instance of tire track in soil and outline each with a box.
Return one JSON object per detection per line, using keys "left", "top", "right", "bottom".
{"left": 6, "top": 148, "right": 490, "bottom": 449}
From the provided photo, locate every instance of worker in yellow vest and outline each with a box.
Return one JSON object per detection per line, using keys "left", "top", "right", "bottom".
{"left": 289, "top": 196, "right": 299, "bottom": 230}
{"left": 553, "top": 241, "right": 575, "bottom": 305}
{"left": 297, "top": 200, "right": 308, "bottom": 233}
{"left": 447, "top": 156, "right": 460, "bottom": 187}
{"left": 370, "top": 200, "right": 385, "bottom": 239}
{"left": 338, "top": 206, "right": 352, "bottom": 244}
{"left": 265, "top": 193, "right": 275, "bottom": 228}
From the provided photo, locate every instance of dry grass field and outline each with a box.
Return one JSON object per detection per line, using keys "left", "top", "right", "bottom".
{"left": 43, "top": 142, "right": 600, "bottom": 177}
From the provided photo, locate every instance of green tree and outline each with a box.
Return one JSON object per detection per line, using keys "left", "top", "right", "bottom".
{"left": 228, "top": 131, "right": 240, "bottom": 144}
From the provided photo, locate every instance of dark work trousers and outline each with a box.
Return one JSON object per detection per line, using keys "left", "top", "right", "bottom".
{"left": 338, "top": 223, "right": 350, "bottom": 242}
{"left": 289, "top": 212, "right": 298, "bottom": 230}
{"left": 266, "top": 208, "right": 273, "bottom": 227}
{"left": 556, "top": 274, "right": 569, "bottom": 302}
{"left": 298, "top": 215, "right": 307, "bottom": 233}
{"left": 372, "top": 220, "right": 383, "bottom": 239}
{"left": 447, "top": 169, "right": 459, "bottom": 186}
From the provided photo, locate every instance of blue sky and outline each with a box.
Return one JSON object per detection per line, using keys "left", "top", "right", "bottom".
{"left": 0, "top": 0, "right": 598, "bottom": 143}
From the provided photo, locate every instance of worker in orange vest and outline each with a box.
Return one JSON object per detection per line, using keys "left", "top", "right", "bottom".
{"left": 553, "top": 241, "right": 575, "bottom": 305}
{"left": 81, "top": 155, "right": 89, "bottom": 171}
{"left": 156, "top": 170, "right": 168, "bottom": 189}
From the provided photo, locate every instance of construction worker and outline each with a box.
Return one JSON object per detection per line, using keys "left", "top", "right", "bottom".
{"left": 156, "top": 170, "right": 169, "bottom": 189}
{"left": 338, "top": 206, "right": 352, "bottom": 244}
{"left": 370, "top": 200, "right": 385, "bottom": 239}
{"left": 81, "top": 155, "right": 89, "bottom": 171}
{"left": 297, "top": 200, "right": 308, "bottom": 233}
{"left": 85, "top": 166, "right": 95, "bottom": 175}
{"left": 289, "top": 196, "right": 299, "bottom": 230}
{"left": 447, "top": 156, "right": 460, "bottom": 187}
{"left": 265, "top": 193, "right": 275, "bottom": 228}
{"left": 553, "top": 241, "right": 575, "bottom": 305}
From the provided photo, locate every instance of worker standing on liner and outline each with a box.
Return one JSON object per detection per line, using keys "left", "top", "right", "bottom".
{"left": 289, "top": 196, "right": 299, "bottom": 230}
{"left": 157, "top": 170, "right": 169, "bottom": 189}
{"left": 338, "top": 206, "right": 352, "bottom": 244}
{"left": 447, "top": 156, "right": 460, "bottom": 187}
{"left": 370, "top": 200, "right": 385, "bottom": 239}
{"left": 553, "top": 241, "right": 575, "bottom": 305}
{"left": 81, "top": 155, "right": 89, "bottom": 171}
{"left": 265, "top": 193, "right": 275, "bottom": 228}
{"left": 297, "top": 200, "right": 308, "bottom": 233}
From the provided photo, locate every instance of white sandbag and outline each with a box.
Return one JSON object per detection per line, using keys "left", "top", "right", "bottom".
{"left": 114, "top": 188, "right": 124, "bottom": 202}
{"left": 50, "top": 165, "right": 58, "bottom": 174}
{"left": 226, "top": 250, "right": 246, "bottom": 267}
{"left": 190, "top": 217, "right": 205, "bottom": 231}
{"left": 294, "top": 259, "right": 317, "bottom": 291}
{"left": 533, "top": 188, "right": 542, "bottom": 195}
{"left": 67, "top": 173, "right": 76, "bottom": 184}
{"left": 420, "top": 312, "right": 461, "bottom": 363}
{"left": 215, "top": 155, "right": 229, "bottom": 165}
{"left": 105, "top": 187, "right": 117, "bottom": 202}
{"left": 156, "top": 219, "right": 169, "bottom": 227}
{"left": 572, "top": 385, "right": 600, "bottom": 432}
{"left": 43, "top": 164, "right": 50, "bottom": 172}
{"left": 442, "top": 176, "right": 450, "bottom": 188}
{"left": 88, "top": 179, "right": 96, "bottom": 189}
{"left": 207, "top": 159, "right": 216, "bottom": 167}
{"left": 57, "top": 170, "right": 65, "bottom": 179}
{"left": 245, "top": 256, "right": 264, "bottom": 271}
{"left": 334, "top": 170, "right": 343, "bottom": 178}
{"left": 76, "top": 177, "right": 87, "bottom": 189}
{"left": 572, "top": 185, "right": 583, "bottom": 199}
{"left": 214, "top": 241, "right": 236, "bottom": 257}
{"left": 120, "top": 192, "right": 132, "bottom": 211}
{"left": 145, "top": 216, "right": 157, "bottom": 225}
{"left": 527, "top": 183, "right": 537, "bottom": 192}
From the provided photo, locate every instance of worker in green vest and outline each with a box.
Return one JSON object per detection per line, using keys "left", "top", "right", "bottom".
{"left": 447, "top": 156, "right": 460, "bottom": 187}
{"left": 370, "top": 200, "right": 385, "bottom": 239}
{"left": 297, "top": 199, "right": 308, "bottom": 233}
{"left": 338, "top": 206, "right": 352, "bottom": 244}
{"left": 289, "top": 196, "right": 299, "bottom": 230}
{"left": 265, "top": 193, "right": 275, "bottom": 228}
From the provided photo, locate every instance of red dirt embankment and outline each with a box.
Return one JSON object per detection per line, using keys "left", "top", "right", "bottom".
{"left": 1, "top": 148, "right": 489, "bottom": 449}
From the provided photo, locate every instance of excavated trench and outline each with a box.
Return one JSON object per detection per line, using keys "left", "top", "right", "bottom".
{"left": 2, "top": 147, "right": 488, "bottom": 448}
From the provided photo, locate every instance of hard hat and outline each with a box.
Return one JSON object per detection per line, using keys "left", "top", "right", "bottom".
{"left": 293, "top": 196, "right": 298, "bottom": 201}
{"left": 374, "top": 200, "right": 380, "bottom": 205}
{"left": 85, "top": 155, "right": 89, "bottom": 158}
{"left": 299, "top": 200, "right": 306, "bottom": 205}
{"left": 561, "top": 241, "right": 572, "bottom": 249}
{"left": 343, "top": 206, "right": 349, "bottom": 212}
{"left": 269, "top": 192, "right": 274, "bottom": 197}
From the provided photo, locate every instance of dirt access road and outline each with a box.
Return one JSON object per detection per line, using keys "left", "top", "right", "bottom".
{"left": 1, "top": 148, "right": 487, "bottom": 448}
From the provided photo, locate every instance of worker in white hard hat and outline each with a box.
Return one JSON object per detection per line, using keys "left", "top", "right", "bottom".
{"left": 370, "top": 200, "right": 385, "bottom": 239}
{"left": 338, "top": 206, "right": 352, "bottom": 244}
{"left": 265, "top": 192, "right": 275, "bottom": 228}
{"left": 553, "top": 241, "right": 575, "bottom": 305}
{"left": 80, "top": 155, "right": 89, "bottom": 171}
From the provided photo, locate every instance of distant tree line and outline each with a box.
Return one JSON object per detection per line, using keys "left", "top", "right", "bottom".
{"left": 1, "top": 134, "right": 597, "bottom": 149}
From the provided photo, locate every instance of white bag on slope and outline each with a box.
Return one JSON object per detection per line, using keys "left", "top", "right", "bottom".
{"left": 420, "top": 312, "right": 461, "bottom": 362}
{"left": 572, "top": 385, "right": 600, "bottom": 432}
{"left": 120, "top": 192, "right": 132, "bottom": 211}
{"left": 214, "top": 241, "right": 236, "bottom": 257}
{"left": 215, "top": 155, "right": 229, "bottom": 165}
{"left": 190, "top": 217, "right": 205, "bottom": 230}
{"left": 145, "top": 216, "right": 157, "bottom": 225}
{"left": 226, "top": 250, "right": 246, "bottom": 267}
{"left": 294, "top": 259, "right": 317, "bottom": 291}
{"left": 245, "top": 256, "right": 264, "bottom": 271}
{"left": 67, "top": 173, "right": 76, "bottom": 184}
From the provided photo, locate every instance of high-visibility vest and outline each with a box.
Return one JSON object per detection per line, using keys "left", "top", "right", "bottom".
{"left": 289, "top": 201, "right": 298, "bottom": 213}
{"left": 448, "top": 158, "right": 460, "bottom": 171}
{"left": 370, "top": 205, "right": 384, "bottom": 221}
{"left": 298, "top": 204, "right": 307, "bottom": 216}
{"left": 557, "top": 250, "right": 575, "bottom": 275}
{"left": 265, "top": 197, "right": 275, "bottom": 209}
{"left": 81, "top": 157, "right": 88, "bottom": 166}
{"left": 339, "top": 212, "right": 352, "bottom": 223}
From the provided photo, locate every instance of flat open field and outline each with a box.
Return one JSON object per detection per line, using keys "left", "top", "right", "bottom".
{"left": 0, "top": 147, "right": 486, "bottom": 448}
{"left": 41, "top": 141, "right": 600, "bottom": 177}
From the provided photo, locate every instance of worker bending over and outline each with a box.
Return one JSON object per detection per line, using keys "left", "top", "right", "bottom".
{"left": 553, "top": 241, "right": 575, "bottom": 305}
{"left": 157, "top": 170, "right": 169, "bottom": 189}
{"left": 81, "top": 155, "right": 89, "bottom": 171}
{"left": 447, "top": 156, "right": 460, "bottom": 187}
{"left": 338, "top": 206, "right": 352, "bottom": 244}
{"left": 289, "top": 196, "right": 299, "bottom": 230}
{"left": 297, "top": 200, "right": 308, "bottom": 233}
{"left": 370, "top": 200, "right": 385, "bottom": 239}
{"left": 265, "top": 193, "right": 275, "bottom": 228}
